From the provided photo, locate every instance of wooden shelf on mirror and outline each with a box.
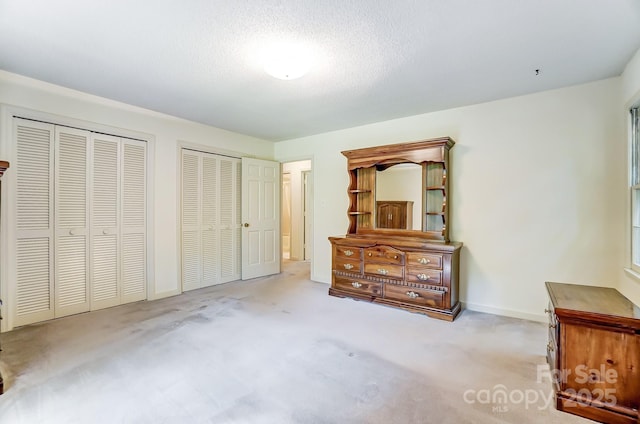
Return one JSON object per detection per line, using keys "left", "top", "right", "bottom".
{"left": 349, "top": 189, "right": 372, "bottom": 193}
{"left": 348, "top": 211, "right": 371, "bottom": 215}
{"left": 426, "top": 186, "right": 445, "bottom": 190}
{"left": 0, "top": 161, "right": 9, "bottom": 178}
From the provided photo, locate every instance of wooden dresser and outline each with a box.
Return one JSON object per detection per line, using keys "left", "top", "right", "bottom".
{"left": 0, "top": 160, "right": 8, "bottom": 395}
{"left": 330, "top": 236, "right": 461, "bottom": 321}
{"left": 545, "top": 282, "right": 640, "bottom": 424}
{"left": 329, "top": 138, "right": 462, "bottom": 321}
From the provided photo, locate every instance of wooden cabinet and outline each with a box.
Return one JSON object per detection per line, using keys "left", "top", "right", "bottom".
{"left": 0, "top": 160, "right": 8, "bottom": 394}
{"left": 329, "top": 138, "right": 462, "bottom": 321}
{"left": 376, "top": 201, "right": 413, "bottom": 229}
{"left": 545, "top": 282, "right": 640, "bottom": 424}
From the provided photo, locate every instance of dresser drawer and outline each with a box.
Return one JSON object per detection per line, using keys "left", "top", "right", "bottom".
{"left": 364, "top": 262, "right": 403, "bottom": 278}
{"left": 384, "top": 284, "right": 444, "bottom": 308}
{"left": 334, "top": 275, "right": 382, "bottom": 296}
{"left": 335, "top": 257, "right": 362, "bottom": 273}
{"left": 335, "top": 246, "right": 362, "bottom": 260}
{"left": 406, "top": 252, "right": 443, "bottom": 269}
{"left": 406, "top": 267, "right": 443, "bottom": 285}
{"left": 364, "top": 246, "right": 404, "bottom": 265}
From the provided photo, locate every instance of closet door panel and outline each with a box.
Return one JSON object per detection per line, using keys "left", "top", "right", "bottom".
{"left": 91, "top": 135, "right": 121, "bottom": 309}
{"left": 182, "top": 151, "right": 202, "bottom": 291}
{"left": 54, "top": 127, "right": 90, "bottom": 317}
{"left": 202, "top": 155, "right": 219, "bottom": 286}
{"left": 16, "top": 238, "right": 52, "bottom": 320}
{"left": 14, "top": 120, "right": 55, "bottom": 325}
{"left": 92, "top": 235, "right": 118, "bottom": 304}
{"left": 220, "top": 158, "right": 241, "bottom": 283}
{"left": 121, "top": 140, "right": 147, "bottom": 303}
{"left": 56, "top": 236, "right": 88, "bottom": 309}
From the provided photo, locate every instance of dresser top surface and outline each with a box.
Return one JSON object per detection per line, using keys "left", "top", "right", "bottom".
{"left": 546, "top": 282, "right": 640, "bottom": 324}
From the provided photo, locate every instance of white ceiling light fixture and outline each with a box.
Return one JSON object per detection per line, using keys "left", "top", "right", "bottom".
{"left": 262, "top": 41, "right": 312, "bottom": 80}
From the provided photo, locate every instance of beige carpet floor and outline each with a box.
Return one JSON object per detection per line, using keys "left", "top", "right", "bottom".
{"left": 0, "top": 261, "right": 591, "bottom": 423}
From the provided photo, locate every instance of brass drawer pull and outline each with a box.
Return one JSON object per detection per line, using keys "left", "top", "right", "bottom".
{"left": 344, "top": 249, "right": 354, "bottom": 256}
{"left": 416, "top": 273, "right": 430, "bottom": 281}
{"left": 377, "top": 268, "right": 388, "bottom": 275}
{"left": 343, "top": 263, "right": 354, "bottom": 270}
{"left": 368, "top": 252, "right": 372, "bottom": 257}
{"left": 406, "top": 291, "right": 420, "bottom": 299}
{"left": 351, "top": 282, "right": 362, "bottom": 288}
{"left": 418, "top": 257, "right": 431, "bottom": 265}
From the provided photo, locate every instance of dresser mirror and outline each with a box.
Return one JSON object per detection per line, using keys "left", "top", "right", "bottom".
{"left": 375, "top": 163, "right": 422, "bottom": 230}
{"left": 343, "top": 137, "right": 453, "bottom": 241}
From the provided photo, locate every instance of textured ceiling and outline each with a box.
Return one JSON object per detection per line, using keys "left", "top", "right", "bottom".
{"left": 1, "top": 0, "right": 639, "bottom": 141}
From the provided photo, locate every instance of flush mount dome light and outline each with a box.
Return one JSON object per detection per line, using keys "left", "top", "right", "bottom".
{"left": 262, "top": 42, "right": 311, "bottom": 80}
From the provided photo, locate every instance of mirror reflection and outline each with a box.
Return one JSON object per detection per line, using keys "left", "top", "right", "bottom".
{"left": 375, "top": 163, "right": 422, "bottom": 230}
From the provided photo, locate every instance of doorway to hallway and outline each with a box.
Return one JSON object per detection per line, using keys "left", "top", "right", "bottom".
{"left": 281, "top": 160, "right": 312, "bottom": 262}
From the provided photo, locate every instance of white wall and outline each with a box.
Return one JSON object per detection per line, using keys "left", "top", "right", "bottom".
{"left": 0, "top": 71, "right": 274, "bottom": 313}
{"left": 275, "top": 77, "right": 625, "bottom": 321}
{"left": 619, "top": 47, "right": 640, "bottom": 306}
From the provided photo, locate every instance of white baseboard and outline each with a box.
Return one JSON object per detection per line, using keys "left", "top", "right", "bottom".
{"left": 149, "top": 288, "right": 181, "bottom": 301}
{"left": 462, "top": 302, "right": 547, "bottom": 323}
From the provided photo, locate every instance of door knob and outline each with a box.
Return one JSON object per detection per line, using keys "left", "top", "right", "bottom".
{"left": 243, "top": 223, "right": 250, "bottom": 227}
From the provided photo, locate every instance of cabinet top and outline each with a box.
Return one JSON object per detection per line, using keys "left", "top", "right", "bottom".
{"left": 546, "top": 281, "right": 640, "bottom": 329}
{"left": 341, "top": 137, "right": 454, "bottom": 170}
{"left": 329, "top": 235, "right": 462, "bottom": 252}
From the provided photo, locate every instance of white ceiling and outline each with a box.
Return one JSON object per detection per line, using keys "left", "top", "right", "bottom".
{"left": 1, "top": 1, "right": 639, "bottom": 142}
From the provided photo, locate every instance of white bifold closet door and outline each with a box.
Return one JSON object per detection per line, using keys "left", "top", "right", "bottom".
{"left": 181, "top": 149, "right": 241, "bottom": 291}
{"left": 90, "top": 135, "right": 147, "bottom": 309}
{"left": 15, "top": 120, "right": 56, "bottom": 325}
{"left": 54, "top": 126, "right": 91, "bottom": 317}
{"left": 13, "top": 118, "right": 146, "bottom": 327}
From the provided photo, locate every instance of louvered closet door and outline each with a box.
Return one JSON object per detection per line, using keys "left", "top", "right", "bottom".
{"left": 54, "top": 127, "right": 91, "bottom": 318}
{"left": 181, "top": 150, "right": 241, "bottom": 291}
{"left": 219, "top": 157, "right": 241, "bottom": 283}
{"left": 91, "top": 134, "right": 121, "bottom": 310}
{"left": 182, "top": 150, "right": 202, "bottom": 291}
{"left": 121, "top": 139, "right": 147, "bottom": 303}
{"left": 201, "top": 154, "right": 219, "bottom": 286}
{"left": 14, "top": 119, "right": 55, "bottom": 326}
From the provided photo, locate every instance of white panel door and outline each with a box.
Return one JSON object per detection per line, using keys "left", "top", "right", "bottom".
{"left": 54, "top": 126, "right": 91, "bottom": 318}
{"left": 14, "top": 119, "right": 56, "bottom": 326}
{"left": 241, "top": 158, "right": 280, "bottom": 279}
{"left": 91, "top": 134, "right": 121, "bottom": 310}
{"left": 121, "top": 139, "right": 147, "bottom": 303}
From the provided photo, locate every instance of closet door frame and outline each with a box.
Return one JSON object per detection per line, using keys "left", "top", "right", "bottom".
{"left": 0, "top": 105, "right": 155, "bottom": 332}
